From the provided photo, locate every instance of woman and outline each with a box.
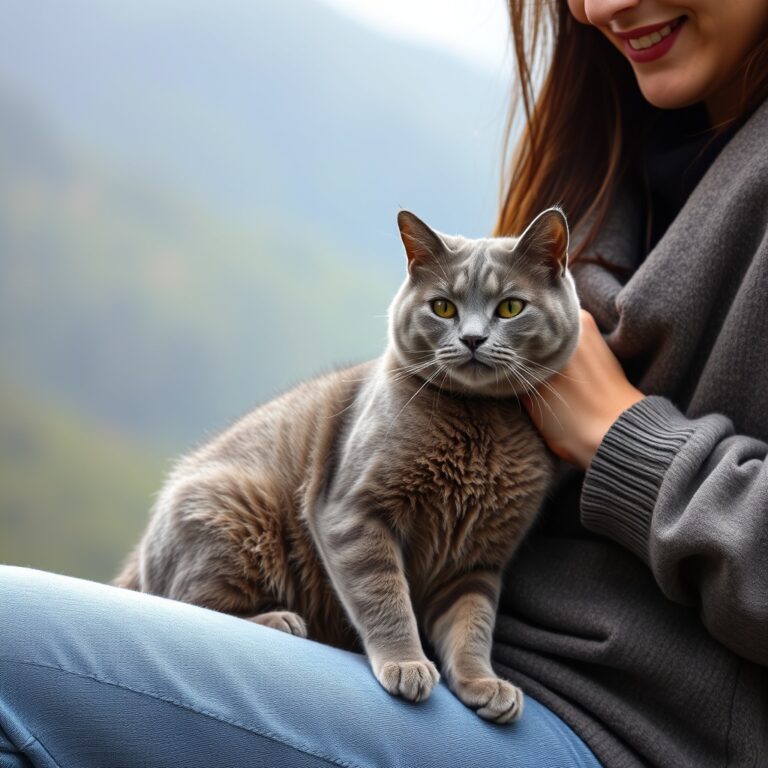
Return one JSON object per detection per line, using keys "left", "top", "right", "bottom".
{"left": 1, "top": 1, "right": 766, "bottom": 766}
{"left": 491, "top": 1, "right": 768, "bottom": 765}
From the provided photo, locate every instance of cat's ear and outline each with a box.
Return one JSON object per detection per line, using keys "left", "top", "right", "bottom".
{"left": 397, "top": 210, "right": 445, "bottom": 278}
{"left": 515, "top": 207, "right": 569, "bottom": 278}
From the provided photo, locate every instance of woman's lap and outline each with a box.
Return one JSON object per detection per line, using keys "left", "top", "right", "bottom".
{"left": 0, "top": 566, "right": 599, "bottom": 768}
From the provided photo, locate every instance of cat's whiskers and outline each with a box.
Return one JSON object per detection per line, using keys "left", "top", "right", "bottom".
{"left": 334, "top": 357, "right": 439, "bottom": 415}
{"left": 486, "top": 350, "right": 521, "bottom": 375}
{"left": 385, "top": 364, "right": 446, "bottom": 438}
{"left": 486, "top": 348, "right": 567, "bottom": 407}
{"left": 501, "top": 364, "right": 543, "bottom": 424}
{"left": 385, "top": 350, "right": 439, "bottom": 379}
{"left": 505, "top": 362, "right": 567, "bottom": 434}
{"left": 514, "top": 365, "right": 561, "bottom": 424}
{"left": 512, "top": 353, "right": 584, "bottom": 384}
{"left": 387, "top": 359, "right": 438, "bottom": 384}
{"left": 391, "top": 349, "right": 436, "bottom": 361}
{"left": 330, "top": 357, "right": 449, "bottom": 419}
{"left": 389, "top": 363, "right": 433, "bottom": 376}
{"left": 499, "top": 367, "right": 523, "bottom": 411}
{"left": 427, "top": 367, "right": 451, "bottom": 430}
{"left": 515, "top": 360, "right": 573, "bottom": 414}
{"left": 474, "top": 345, "right": 569, "bottom": 429}
{"left": 389, "top": 365, "right": 424, "bottom": 378}
{"left": 389, "top": 358, "right": 434, "bottom": 372}
{"left": 434, "top": 347, "right": 467, "bottom": 366}
{"left": 508, "top": 367, "right": 557, "bottom": 423}
{"left": 399, "top": 350, "right": 440, "bottom": 362}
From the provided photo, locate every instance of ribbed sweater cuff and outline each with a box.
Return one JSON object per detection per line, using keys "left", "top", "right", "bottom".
{"left": 581, "top": 396, "right": 696, "bottom": 564}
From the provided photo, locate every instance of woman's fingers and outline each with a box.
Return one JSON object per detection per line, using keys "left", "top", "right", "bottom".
{"left": 522, "top": 310, "right": 644, "bottom": 469}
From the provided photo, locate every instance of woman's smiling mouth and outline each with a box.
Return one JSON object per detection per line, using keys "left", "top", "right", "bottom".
{"left": 614, "top": 16, "right": 686, "bottom": 63}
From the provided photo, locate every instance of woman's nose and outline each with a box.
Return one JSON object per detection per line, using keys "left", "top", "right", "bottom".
{"left": 580, "top": 0, "right": 643, "bottom": 28}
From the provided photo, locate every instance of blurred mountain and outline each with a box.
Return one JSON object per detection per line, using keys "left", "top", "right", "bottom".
{"left": 0, "top": 0, "right": 506, "bottom": 260}
{"left": 0, "top": 376, "right": 164, "bottom": 582}
{"left": 0, "top": 0, "right": 508, "bottom": 444}
{"left": 0, "top": 88, "right": 398, "bottom": 446}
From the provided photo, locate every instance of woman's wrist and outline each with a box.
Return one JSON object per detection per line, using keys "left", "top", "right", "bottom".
{"left": 582, "top": 387, "right": 646, "bottom": 469}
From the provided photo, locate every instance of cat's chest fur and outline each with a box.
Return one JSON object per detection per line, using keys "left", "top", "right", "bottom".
{"left": 329, "top": 376, "right": 553, "bottom": 596}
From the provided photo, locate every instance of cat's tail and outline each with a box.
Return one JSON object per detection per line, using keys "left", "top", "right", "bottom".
{"left": 112, "top": 546, "right": 142, "bottom": 591}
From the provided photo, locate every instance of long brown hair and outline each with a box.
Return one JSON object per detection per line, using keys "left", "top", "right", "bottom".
{"left": 496, "top": 1, "right": 768, "bottom": 260}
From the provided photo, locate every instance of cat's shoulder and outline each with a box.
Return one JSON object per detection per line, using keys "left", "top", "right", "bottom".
{"left": 180, "top": 359, "right": 380, "bottom": 467}
{"left": 240, "top": 359, "right": 379, "bottom": 421}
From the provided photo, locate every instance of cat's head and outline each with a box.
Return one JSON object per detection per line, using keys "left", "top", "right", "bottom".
{"left": 388, "top": 208, "right": 580, "bottom": 397}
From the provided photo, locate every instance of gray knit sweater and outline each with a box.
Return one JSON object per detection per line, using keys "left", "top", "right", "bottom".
{"left": 492, "top": 95, "right": 768, "bottom": 768}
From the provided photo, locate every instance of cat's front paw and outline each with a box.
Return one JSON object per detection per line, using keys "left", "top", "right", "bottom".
{"left": 374, "top": 659, "right": 440, "bottom": 702}
{"left": 452, "top": 676, "right": 523, "bottom": 723}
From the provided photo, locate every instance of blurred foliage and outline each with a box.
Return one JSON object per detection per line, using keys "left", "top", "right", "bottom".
{"left": 0, "top": 377, "right": 164, "bottom": 582}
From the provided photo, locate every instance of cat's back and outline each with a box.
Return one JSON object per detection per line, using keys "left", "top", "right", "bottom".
{"left": 176, "top": 359, "right": 376, "bottom": 485}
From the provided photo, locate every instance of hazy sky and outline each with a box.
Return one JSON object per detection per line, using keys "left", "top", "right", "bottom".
{"left": 319, "top": 0, "right": 510, "bottom": 75}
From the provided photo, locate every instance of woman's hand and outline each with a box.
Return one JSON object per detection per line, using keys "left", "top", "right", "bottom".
{"left": 522, "top": 309, "right": 645, "bottom": 470}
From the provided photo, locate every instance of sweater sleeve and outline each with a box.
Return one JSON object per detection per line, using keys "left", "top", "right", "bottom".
{"left": 581, "top": 395, "right": 768, "bottom": 666}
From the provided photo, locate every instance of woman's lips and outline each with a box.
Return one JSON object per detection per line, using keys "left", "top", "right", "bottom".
{"left": 617, "top": 16, "right": 686, "bottom": 64}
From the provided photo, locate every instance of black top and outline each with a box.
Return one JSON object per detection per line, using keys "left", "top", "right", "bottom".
{"left": 641, "top": 103, "right": 737, "bottom": 253}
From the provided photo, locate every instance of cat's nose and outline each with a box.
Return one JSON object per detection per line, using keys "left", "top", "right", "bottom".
{"left": 460, "top": 335, "right": 488, "bottom": 351}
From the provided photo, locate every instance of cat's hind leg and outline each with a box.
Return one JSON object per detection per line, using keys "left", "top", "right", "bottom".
{"left": 249, "top": 610, "right": 308, "bottom": 637}
{"left": 140, "top": 468, "right": 303, "bottom": 629}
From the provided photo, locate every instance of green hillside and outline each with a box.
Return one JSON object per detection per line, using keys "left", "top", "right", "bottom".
{"left": 0, "top": 378, "right": 164, "bottom": 582}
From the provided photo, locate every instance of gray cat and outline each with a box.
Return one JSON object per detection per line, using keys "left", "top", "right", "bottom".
{"left": 115, "top": 208, "right": 580, "bottom": 723}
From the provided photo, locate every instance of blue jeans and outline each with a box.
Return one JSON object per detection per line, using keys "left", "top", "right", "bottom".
{"left": 0, "top": 566, "right": 600, "bottom": 768}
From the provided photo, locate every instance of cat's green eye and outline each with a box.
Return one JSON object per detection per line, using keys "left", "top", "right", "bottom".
{"left": 497, "top": 298, "right": 525, "bottom": 319}
{"left": 431, "top": 299, "right": 457, "bottom": 319}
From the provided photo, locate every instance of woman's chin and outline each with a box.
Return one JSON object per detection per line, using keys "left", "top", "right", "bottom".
{"left": 634, "top": 71, "right": 707, "bottom": 113}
